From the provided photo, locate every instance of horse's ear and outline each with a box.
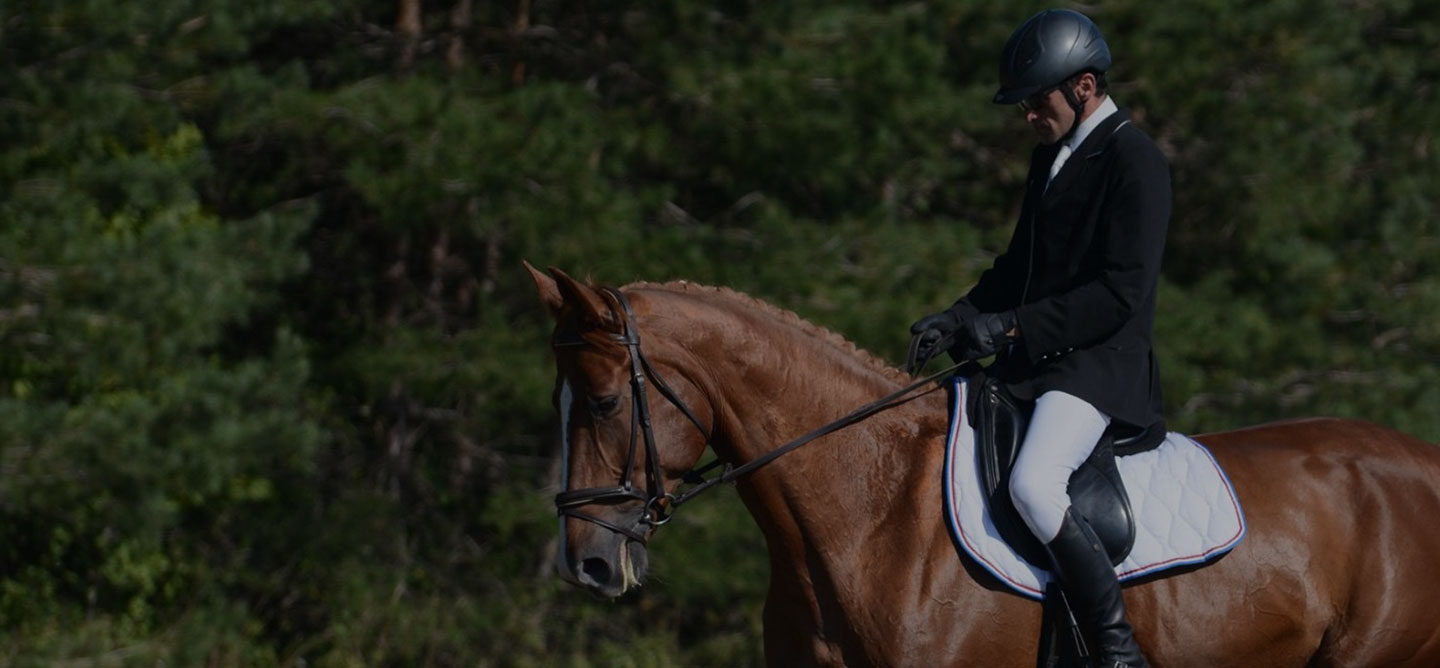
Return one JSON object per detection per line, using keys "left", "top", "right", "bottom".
{"left": 524, "top": 260, "right": 563, "bottom": 317}
{"left": 548, "top": 266, "right": 620, "bottom": 332}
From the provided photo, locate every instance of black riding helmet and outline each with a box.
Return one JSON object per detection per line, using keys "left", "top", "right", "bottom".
{"left": 994, "top": 9, "right": 1110, "bottom": 103}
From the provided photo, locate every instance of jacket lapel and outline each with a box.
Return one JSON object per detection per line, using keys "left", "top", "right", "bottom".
{"left": 1027, "top": 143, "right": 1062, "bottom": 208}
{"left": 1041, "top": 109, "right": 1131, "bottom": 205}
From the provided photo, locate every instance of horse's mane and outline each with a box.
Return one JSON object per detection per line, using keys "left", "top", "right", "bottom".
{"left": 623, "top": 280, "right": 914, "bottom": 385}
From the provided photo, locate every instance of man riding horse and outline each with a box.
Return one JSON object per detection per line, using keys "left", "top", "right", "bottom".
{"left": 910, "top": 9, "right": 1170, "bottom": 668}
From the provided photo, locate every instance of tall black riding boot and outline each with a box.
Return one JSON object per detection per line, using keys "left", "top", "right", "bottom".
{"left": 1045, "top": 508, "right": 1149, "bottom": 668}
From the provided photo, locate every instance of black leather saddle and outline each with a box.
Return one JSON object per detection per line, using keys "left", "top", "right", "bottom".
{"left": 967, "top": 371, "right": 1165, "bottom": 568}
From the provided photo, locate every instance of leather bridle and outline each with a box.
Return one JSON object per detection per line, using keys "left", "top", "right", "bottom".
{"left": 552, "top": 286, "right": 712, "bottom": 544}
{"left": 552, "top": 286, "right": 963, "bottom": 544}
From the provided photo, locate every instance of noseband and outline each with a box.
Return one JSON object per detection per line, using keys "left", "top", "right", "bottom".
{"left": 552, "top": 286, "right": 712, "bottom": 544}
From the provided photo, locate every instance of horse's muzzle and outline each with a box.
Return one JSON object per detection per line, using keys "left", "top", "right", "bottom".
{"left": 561, "top": 531, "right": 649, "bottom": 598}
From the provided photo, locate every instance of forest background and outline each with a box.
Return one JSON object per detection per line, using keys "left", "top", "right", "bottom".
{"left": 4, "top": 0, "right": 1439, "bottom": 665}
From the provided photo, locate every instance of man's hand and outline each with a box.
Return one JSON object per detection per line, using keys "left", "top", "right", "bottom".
{"left": 963, "top": 311, "right": 1018, "bottom": 358}
{"left": 907, "top": 301, "right": 980, "bottom": 374}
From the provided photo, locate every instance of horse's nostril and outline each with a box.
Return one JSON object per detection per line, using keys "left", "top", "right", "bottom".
{"left": 580, "top": 557, "right": 612, "bottom": 586}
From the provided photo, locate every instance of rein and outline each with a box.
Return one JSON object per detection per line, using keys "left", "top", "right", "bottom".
{"left": 552, "top": 285, "right": 963, "bottom": 543}
{"left": 669, "top": 362, "right": 961, "bottom": 506}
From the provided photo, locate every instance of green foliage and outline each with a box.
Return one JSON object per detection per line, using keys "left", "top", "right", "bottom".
{"left": 3, "top": 0, "right": 1440, "bottom": 664}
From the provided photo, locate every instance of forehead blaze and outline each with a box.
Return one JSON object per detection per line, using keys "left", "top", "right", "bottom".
{"left": 555, "top": 342, "right": 627, "bottom": 397}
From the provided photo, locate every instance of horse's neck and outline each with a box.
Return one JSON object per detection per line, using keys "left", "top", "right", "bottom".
{"left": 700, "top": 310, "right": 912, "bottom": 490}
{"left": 642, "top": 289, "right": 979, "bottom": 651}
{"left": 681, "top": 301, "right": 946, "bottom": 600}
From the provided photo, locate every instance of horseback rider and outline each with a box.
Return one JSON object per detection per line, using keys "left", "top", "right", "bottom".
{"left": 910, "top": 9, "right": 1169, "bottom": 668}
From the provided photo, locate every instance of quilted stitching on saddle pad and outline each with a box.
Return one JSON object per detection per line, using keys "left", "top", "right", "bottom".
{"left": 942, "top": 377, "right": 1246, "bottom": 600}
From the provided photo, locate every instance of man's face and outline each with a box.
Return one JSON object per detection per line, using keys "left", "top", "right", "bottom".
{"left": 1020, "top": 87, "right": 1072, "bottom": 145}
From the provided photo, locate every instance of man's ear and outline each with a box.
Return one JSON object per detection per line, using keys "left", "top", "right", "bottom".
{"left": 1077, "top": 71, "right": 1097, "bottom": 101}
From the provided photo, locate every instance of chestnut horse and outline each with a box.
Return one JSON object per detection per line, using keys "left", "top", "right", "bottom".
{"left": 527, "top": 264, "right": 1440, "bottom": 667}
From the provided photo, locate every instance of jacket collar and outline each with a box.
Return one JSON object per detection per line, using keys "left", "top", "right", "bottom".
{"left": 1038, "top": 107, "right": 1132, "bottom": 203}
{"left": 1067, "top": 96, "right": 1119, "bottom": 154}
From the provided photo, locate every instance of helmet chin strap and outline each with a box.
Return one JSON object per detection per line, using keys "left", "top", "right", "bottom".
{"left": 1059, "top": 85, "right": 1086, "bottom": 143}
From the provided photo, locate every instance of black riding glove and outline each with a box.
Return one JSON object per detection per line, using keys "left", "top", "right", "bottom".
{"left": 963, "top": 310, "right": 1018, "bottom": 358}
{"left": 908, "top": 300, "right": 980, "bottom": 365}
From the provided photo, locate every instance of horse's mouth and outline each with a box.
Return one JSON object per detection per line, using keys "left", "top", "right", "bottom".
{"left": 617, "top": 540, "right": 649, "bottom": 595}
{"left": 569, "top": 538, "right": 649, "bottom": 598}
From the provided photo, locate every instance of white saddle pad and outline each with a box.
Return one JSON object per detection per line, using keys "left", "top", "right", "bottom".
{"left": 942, "top": 377, "right": 1246, "bottom": 599}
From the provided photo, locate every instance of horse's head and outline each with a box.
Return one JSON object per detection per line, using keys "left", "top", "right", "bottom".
{"left": 527, "top": 263, "right": 715, "bottom": 597}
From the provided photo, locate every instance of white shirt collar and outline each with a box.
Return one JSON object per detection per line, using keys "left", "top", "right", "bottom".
{"left": 1065, "top": 96, "right": 1119, "bottom": 152}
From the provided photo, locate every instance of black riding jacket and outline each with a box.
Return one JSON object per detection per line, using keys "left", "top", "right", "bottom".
{"left": 964, "top": 108, "right": 1171, "bottom": 428}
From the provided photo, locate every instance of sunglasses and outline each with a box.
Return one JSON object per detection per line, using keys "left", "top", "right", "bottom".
{"left": 1017, "top": 86, "right": 1060, "bottom": 113}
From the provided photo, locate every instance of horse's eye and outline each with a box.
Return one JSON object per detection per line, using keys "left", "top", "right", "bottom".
{"left": 589, "top": 395, "right": 621, "bottom": 418}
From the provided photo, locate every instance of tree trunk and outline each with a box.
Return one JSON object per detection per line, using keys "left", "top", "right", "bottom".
{"left": 511, "top": 0, "right": 530, "bottom": 85}
{"left": 448, "top": 0, "right": 473, "bottom": 70}
{"left": 397, "top": 0, "right": 422, "bottom": 68}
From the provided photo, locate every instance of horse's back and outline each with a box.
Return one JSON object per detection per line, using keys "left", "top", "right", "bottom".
{"left": 1198, "top": 415, "right": 1440, "bottom": 459}
{"left": 1167, "top": 418, "right": 1440, "bottom": 666}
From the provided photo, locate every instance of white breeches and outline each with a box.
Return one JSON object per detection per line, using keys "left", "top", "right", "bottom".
{"left": 1009, "top": 390, "right": 1112, "bottom": 543}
